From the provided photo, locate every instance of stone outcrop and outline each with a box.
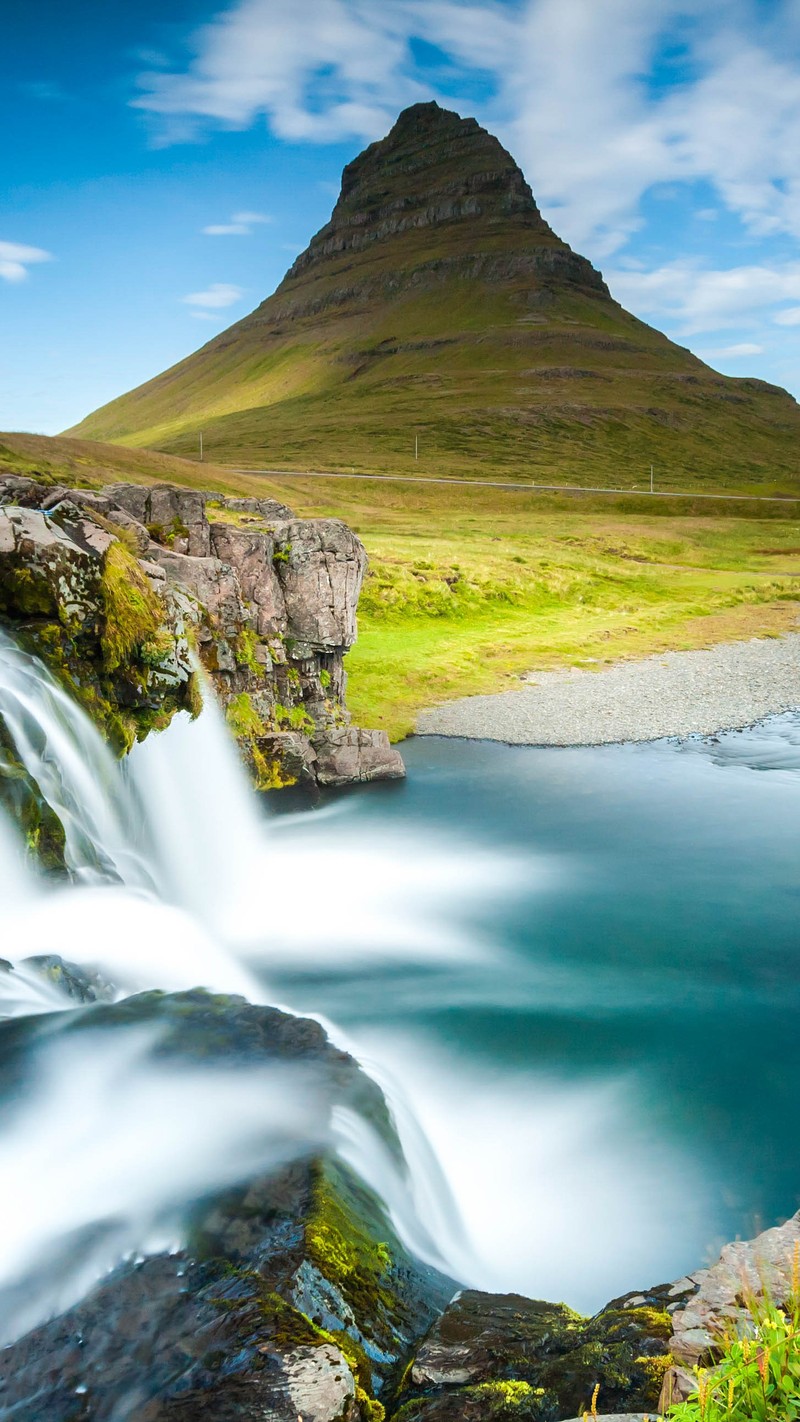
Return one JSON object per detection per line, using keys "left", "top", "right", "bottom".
{"left": 0, "top": 474, "right": 405, "bottom": 793}
{"left": 0, "top": 488, "right": 198, "bottom": 752}
{"left": 659, "top": 1210, "right": 800, "bottom": 1410}
{"left": 0, "top": 975, "right": 452, "bottom": 1421}
{"left": 391, "top": 1285, "right": 675, "bottom": 1420}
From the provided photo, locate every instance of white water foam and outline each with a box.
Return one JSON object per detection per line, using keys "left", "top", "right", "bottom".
{"left": 0, "top": 629, "right": 713, "bottom": 1339}
{"left": 0, "top": 1024, "right": 333, "bottom": 1343}
{"left": 352, "top": 1032, "right": 716, "bottom": 1312}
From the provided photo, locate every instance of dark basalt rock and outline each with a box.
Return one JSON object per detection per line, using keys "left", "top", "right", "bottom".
{"left": 388, "top": 1286, "right": 675, "bottom": 1421}
{"left": 265, "top": 102, "right": 607, "bottom": 327}
{"left": 0, "top": 989, "right": 454, "bottom": 1421}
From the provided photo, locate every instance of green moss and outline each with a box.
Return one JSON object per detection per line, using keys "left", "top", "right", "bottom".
{"left": 272, "top": 544, "right": 292, "bottom": 565}
{"left": 272, "top": 700, "right": 315, "bottom": 736}
{"left": 225, "top": 691, "right": 266, "bottom": 738}
{"left": 0, "top": 564, "right": 55, "bottom": 617}
{"left": 305, "top": 1162, "right": 398, "bottom": 1331}
{"left": 0, "top": 728, "right": 67, "bottom": 874}
{"left": 234, "top": 626, "right": 263, "bottom": 675}
{"left": 319, "top": 668, "right": 332, "bottom": 688}
{"left": 250, "top": 741, "right": 297, "bottom": 791}
{"left": 100, "top": 540, "right": 162, "bottom": 672}
{"left": 146, "top": 516, "right": 190, "bottom": 548}
{"left": 186, "top": 669, "right": 204, "bottom": 720}
{"left": 471, "top": 1379, "right": 546, "bottom": 1416}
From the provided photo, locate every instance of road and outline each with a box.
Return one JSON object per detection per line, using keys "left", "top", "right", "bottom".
{"left": 231, "top": 467, "right": 800, "bottom": 504}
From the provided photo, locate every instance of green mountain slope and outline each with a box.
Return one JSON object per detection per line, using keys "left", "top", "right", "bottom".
{"left": 68, "top": 102, "right": 800, "bottom": 492}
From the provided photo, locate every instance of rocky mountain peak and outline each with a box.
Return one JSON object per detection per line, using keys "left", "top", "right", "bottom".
{"left": 285, "top": 100, "right": 562, "bottom": 282}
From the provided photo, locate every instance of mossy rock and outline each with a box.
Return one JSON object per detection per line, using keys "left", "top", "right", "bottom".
{"left": 390, "top": 1291, "right": 673, "bottom": 1422}
{"left": 0, "top": 720, "right": 66, "bottom": 873}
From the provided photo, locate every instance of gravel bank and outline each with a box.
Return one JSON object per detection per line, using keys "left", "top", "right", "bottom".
{"left": 416, "top": 633, "right": 800, "bottom": 745}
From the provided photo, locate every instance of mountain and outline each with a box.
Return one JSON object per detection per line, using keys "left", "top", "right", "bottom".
{"left": 69, "top": 102, "right": 800, "bottom": 492}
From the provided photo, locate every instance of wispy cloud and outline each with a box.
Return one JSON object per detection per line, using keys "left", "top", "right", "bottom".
{"left": 202, "top": 209, "right": 272, "bottom": 235}
{"left": 607, "top": 260, "right": 800, "bottom": 335}
{"left": 132, "top": 0, "right": 800, "bottom": 257}
{"left": 702, "top": 341, "right": 765, "bottom": 357}
{"left": 181, "top": 282, "right": 244, "bottom": 309}
{"left": 0, "top": 241, "right": 53, "bottom": 284}
{"left": 19, "top": 80, "right": 69, "bottom": 103}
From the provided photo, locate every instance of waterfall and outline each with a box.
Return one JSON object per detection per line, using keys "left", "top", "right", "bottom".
{"left": 0, "top": 629, "right": 466, "bottom": 1343}
{"left": 0, "top": 631, "right": 153, "bottom": 888}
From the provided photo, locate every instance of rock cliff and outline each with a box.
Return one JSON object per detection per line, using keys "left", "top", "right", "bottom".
{"left": 0, "top": 474, "right": 404, "bottom": 802}
{"left": 281, "top": 101, "right": 607, "bottom": 313}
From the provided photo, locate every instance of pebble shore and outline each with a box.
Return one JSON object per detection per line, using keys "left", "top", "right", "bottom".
{"left": 417, "top": 633, "right": 800, "bottom": 745}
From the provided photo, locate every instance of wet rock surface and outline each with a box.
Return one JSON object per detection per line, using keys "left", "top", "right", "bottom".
{"left": 0, "top": 474, "right": 405, "bottom": 792}
{"left": 0, "top": 987, "right": 452, "bottom": 1421}
{"left": 389, "top": 1284, "right": 676, "bottom": 1421}
{"left": 1, "top": 968, "right": 797, "bottom": 1422}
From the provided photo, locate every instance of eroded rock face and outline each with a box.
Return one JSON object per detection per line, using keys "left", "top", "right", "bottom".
{"left": 0, "top": 476, "right": 405, "bottom": 792}
{"left": 0, "top": 495, "right": 197, "bottom": 764}
{"left": 282, "top": 101, "right": 607, "bottom": 314}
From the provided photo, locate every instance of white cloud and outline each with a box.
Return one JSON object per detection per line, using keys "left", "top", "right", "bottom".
{"left": 774, "top": 306, "right": 800, "bottom": 326}
{"left": 202, "top": 209, "right": 272, "bottom": 235}
{"left": 607, "top": 260, "right": 800, "bottom": 334}
{"left": 703, "top": 341, "right": 764, "bottom": 357}
{"left": 232, "top": 210, "right": 271, "bottom": 224}
{"left": 181, "top": 282, "right": 244, "bottom": 309}
{"left": 0, "top": 241, "right": 53, "bottom": 284}
{"left": 132, "top": 0, "right": 800, "bottom": 256}
{"left": 203, "top": 222, "right": 250, "bottom": 235}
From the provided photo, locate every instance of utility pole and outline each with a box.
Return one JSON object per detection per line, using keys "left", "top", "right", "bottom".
{"left": 199, "top": 431, "right": 204, "bottom": 462}
{"left": 650, "top": 463, "right": 654, "bottom": 494}
{"left": 414, "top": 433, "right": 419, "bottom": 462}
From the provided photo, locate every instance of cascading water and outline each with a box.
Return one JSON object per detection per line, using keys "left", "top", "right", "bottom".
{"left": 0, "top": 631, "right": 471, "bottom": 1343}
{"left": 5, "top": 627, "right": 800, "bottom": 1352}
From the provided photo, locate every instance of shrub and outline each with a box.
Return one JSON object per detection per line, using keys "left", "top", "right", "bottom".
{"left": 668, "top": 1254, "right": 800, "bottom": 1422}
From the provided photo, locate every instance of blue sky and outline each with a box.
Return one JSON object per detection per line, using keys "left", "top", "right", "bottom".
{"left": 4, "top": 0, "right": 800, "bottom": 434}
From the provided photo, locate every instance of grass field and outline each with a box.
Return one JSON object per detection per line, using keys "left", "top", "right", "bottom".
{"left": 254, "top": 475, "right": 800, "bottom": 739}
{"left": 2, "top": 432, "right": 798, "bottom": 741}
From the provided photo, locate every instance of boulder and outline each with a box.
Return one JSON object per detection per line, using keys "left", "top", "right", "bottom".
{"left": 659, "top": 1210, "right": 800, "bottom": 1412}
{"left": 315, "top": 727, "right": 406, "bottom": 787}
{"left": 272, "top": 518, "right": 367, "bottom": 651}
{"left": 390, "top": 1287, "right": 674, "bottom": 1421}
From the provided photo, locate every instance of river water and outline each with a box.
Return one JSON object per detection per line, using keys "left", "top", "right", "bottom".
{"left": 1, "top": 631, "right": 799, "bottom": 1338}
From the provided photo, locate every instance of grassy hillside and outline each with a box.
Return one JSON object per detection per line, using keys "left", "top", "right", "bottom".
{"left": 67, "top": 105, "right": 800, "bottom": 494}
{"left": 66, "top": 276, "right": 800, "bottom": 495}
{"left": 3, "top": 432, "right": 798, "bottom": 738}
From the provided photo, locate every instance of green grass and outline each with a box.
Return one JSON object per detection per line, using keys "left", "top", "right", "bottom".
{"left": 261, "top": 477, "right": 800, "bottom": 739}
{"left": 4, "top": 433, "right": 799, "bottom": 742}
